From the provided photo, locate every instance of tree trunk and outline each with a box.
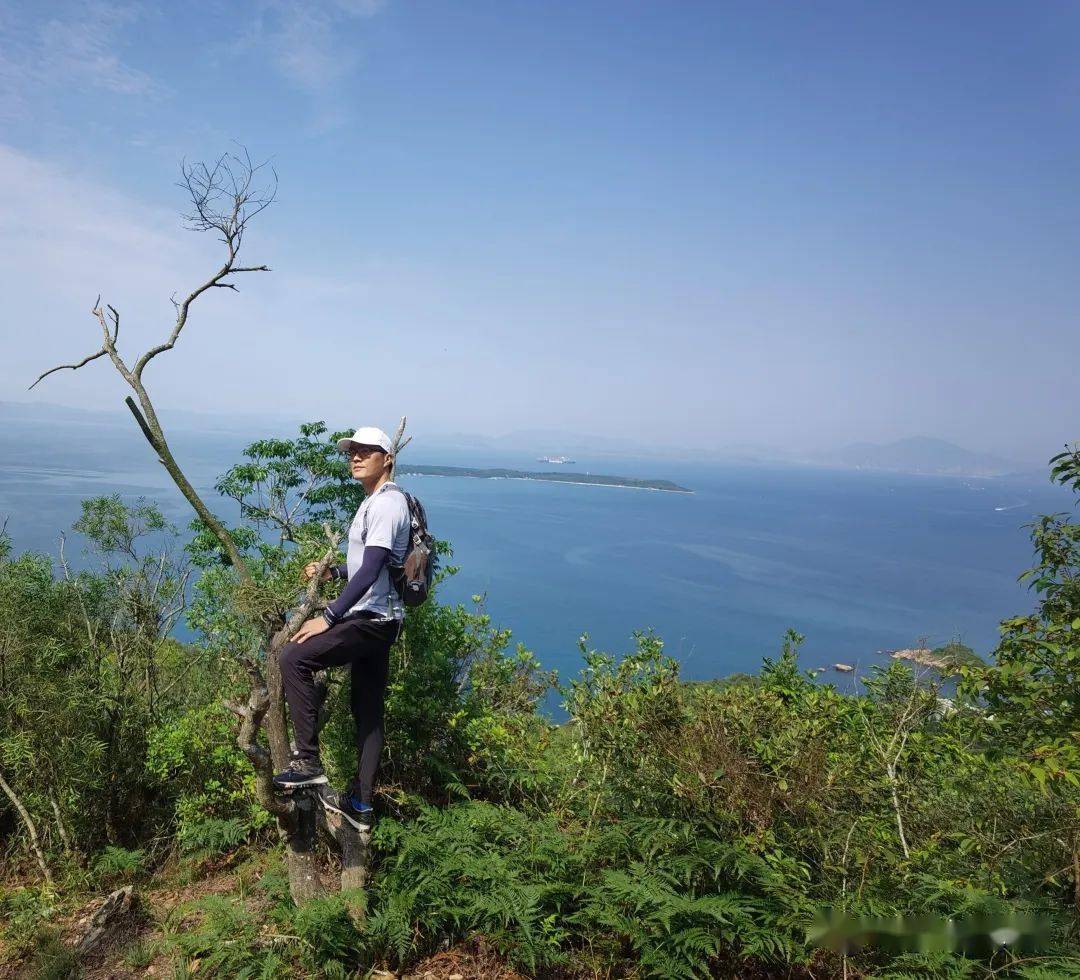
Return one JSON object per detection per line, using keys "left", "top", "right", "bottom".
{"left": 282, "top": 797, "right": 322, "bottom": 903}
{"left": 885, "top": 761, "right": 911, "bottom": 860}
{"left": 266, "top": 626, "right": 330, "bottom": 902}
{"left": 265, "top": 626, "right": 293, "bottom": 769}
{"left": 48, "top": 790, "right": 73, "bottom": 855}
{"left": 340, "top": 828, "right": 371, "bottom": 894}
{"left": 103, "top": 708, "right": 120, "bottom": 845}
{"left": 0, "top": 770, "right": 53, "bottom": 886}
{"left": 1073, "top": 841, "right": 1080, "bottom": 919}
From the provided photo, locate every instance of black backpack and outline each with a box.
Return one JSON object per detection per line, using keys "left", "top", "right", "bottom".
{"left": 388, "top": 488, "right": 436, "bottom": 606}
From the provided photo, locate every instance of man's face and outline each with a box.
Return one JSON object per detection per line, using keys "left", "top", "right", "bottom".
{"left": 348, "top": 444, "right": 388, "bottom": 481}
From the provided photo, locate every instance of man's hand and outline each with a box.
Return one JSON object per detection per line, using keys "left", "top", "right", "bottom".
{"left": 303, "top": 561, "right": 332, "bottom": 583}
{"left": 293, "top": 615, "right": 330, "bottom": 644}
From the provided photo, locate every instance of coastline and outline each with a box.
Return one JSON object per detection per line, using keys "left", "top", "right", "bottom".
{"left": 397, "top": 465, "right": 693, "bottom": 494}
{"left": 405, "top": 473, "right": 693, "bottom": 494}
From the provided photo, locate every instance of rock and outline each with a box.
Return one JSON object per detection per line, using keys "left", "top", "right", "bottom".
{"left": 890, "top": 648, "right": 941, "bottom": 668}
{"left": 833, "top": 663, "right": 854, "bottom": 673}
{"left": 75, "top": 885, "right": 136, "bottom": 953}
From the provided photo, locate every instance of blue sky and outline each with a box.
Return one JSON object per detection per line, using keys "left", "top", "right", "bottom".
{"left": 1, "top": 1, "right": 1077, "bottom": 461}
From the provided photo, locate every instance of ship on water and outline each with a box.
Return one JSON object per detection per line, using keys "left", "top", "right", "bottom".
{"left": 537, "top": 455, "right": 576, "bottom": 464}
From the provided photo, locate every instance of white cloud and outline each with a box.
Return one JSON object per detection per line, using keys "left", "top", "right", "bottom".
{"left": 39, "top": 3, "right": 159, "bottom": 96}
{"left": 0, "top": 145, "right": 207, "bottom": 403}
{"left": 239, "top": 0, "right": 386, "bottom": 130}
{"left": 0, "top": 2, "right": 164, "bottom": 122}
{"left": 0, "top": 144, "right": 432, "bottom": 427}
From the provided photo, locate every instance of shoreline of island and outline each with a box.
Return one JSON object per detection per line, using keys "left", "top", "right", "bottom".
{"left": 397, "top": 464, "right": 693, "bottom": 494}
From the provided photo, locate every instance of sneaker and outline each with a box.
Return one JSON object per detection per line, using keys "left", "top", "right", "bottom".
{"left": 318, "top": 788, "right": 375, "bottom": 831}
{"left": 272, "top": 754, "right": 328, "bottom": 790}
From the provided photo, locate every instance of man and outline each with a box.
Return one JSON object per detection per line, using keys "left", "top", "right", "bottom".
{"left": 272, "top": 426, "right": 411, "bottom": 830}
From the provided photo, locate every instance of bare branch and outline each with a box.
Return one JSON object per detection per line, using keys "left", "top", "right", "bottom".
{"left": 280, "top": 524, "right": 342, "bottom": 638}
{"left": 390, "top": 416, "right": 410, "bottom": 455}
{"left": 126, "top": 149, "right": 274, "bottom": 381}
{"left": 225, "top": 684, "right": 291, "bottom": 817}
{"left": 106, "top": 305, "right": 120, "bottom": 342}
{"left": 58, "top": 533, "right": 97, "bottom": 649}
{"left": 124, "top": 397, "right": 158, "bottom": 453}
{"left": 29, "top": 346, "right": 109, "bottom": 390}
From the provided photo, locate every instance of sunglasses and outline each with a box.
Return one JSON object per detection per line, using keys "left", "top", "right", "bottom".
{"left": 348, "top": 446, "right": 385, "bottom": 460}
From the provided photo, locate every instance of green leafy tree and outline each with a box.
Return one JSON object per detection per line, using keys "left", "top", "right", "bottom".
{"left": 0, "top": 496, "right": 191, "bottom": 880}
{"left": 963, "top": 445, "right": 1079, "bottom": 788}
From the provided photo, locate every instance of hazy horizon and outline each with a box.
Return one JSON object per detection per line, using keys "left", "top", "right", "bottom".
{"left": 1, "top": 2, "right": 1077, "bottom": 460}
{"left": 0, "top": 396, "right": 1059, "bottom": 473}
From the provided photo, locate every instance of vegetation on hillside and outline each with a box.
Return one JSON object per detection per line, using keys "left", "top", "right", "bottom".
{"left": 1, "top": 439, "right": 1077, "bottom": 978}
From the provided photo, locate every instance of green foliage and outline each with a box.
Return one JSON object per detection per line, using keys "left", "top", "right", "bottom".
{"left": 92, "top": 845, "right": 145, "bottom": 883}
{"left": 562, "top": 630, "right": 687, "bottom": 814}
{"left": 0, "top": 495, "right": 250, "bottom": 874}
{"left": 157, "top": 879, "right": 361, "bottom": 976}
{"left": 187, "top": 421, "right": 362, "bottom": 637}
{"left": 3, "top": 439, "right": 1080, "bottom": 979}
{"left": 362, "top": 802, "right": 810, "bottom": 978}
{"left": 0, "top": 510, "right": 174, "bottom": 854}
{"left": 0, "top": 886, "right": 55, "bottom": 962}
{"left": 319, "top": 592, "right": 556, "bottom": 808}
{"left": 121, "top": 938, "right": 160, "bottom": 969}
{"left": 163, "top": 894, "right": 288, "bottom": 977}
{"left": 177, "top": 816, "right": 249, "bottom": 860}
{"left": 291, "top": 893, "right": 363, "bottom": 970}
{"left": 74, "top": 494, "right": 170, "bottom": 558}
{"left": 25, "top": 927, "right": 81, "bottom": 980}
{"left": 147, "top": 701, "right": 272, "bottom": 860}
{"left": 364, "top": 803, "right": 577, "bottom": 971}
{"left": 959, "top": 444, "right": 1080, "bottom": 791}
{"left": 929, "top": 639, "right": 984, "bottom": 669}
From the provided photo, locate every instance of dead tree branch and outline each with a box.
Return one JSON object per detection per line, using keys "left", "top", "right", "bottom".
{"left": 30, "top": 152, "right": 273, "bottom": 577}
{"left": 390, "top": 415, "right": 412, "bottom": 456}
{"left": 27, "top": 149, "right": 388, "bottom": 900}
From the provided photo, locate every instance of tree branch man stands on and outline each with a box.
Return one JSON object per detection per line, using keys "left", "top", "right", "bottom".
{"left": 273, "top": 426, "right": 411, "bottom": 829}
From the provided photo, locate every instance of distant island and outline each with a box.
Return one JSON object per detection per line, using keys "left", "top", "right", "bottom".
{"left": 889, "top": 641, "right": 984, "bottom": 673}
{"left": 816, "top": 437, "right": 1017, "bottom": 478}
{"left": 537, "top": 455, "right": 575, "bottom": 464}
{"left": 398, "top": 464, "right": 692, "bottom": 493}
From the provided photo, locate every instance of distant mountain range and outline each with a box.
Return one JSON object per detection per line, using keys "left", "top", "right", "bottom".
{"left": 2, "top": 402, "right": 1027, "bottom": 478}
{"left": 813, "top": 437, "right": 1019, "bottom": 477}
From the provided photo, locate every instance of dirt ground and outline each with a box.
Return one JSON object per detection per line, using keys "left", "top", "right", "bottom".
{"left": 1, "top": 859, "right": 533, "bottom": 980}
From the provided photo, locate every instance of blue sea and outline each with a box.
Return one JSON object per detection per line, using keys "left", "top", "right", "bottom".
{"left": 0, "top": 410, "right": 1071, "bottom": 683}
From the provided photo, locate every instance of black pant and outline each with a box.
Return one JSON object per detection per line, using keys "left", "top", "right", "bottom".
{"left": 279, "top": 615, "right": 400, "bottom": 805}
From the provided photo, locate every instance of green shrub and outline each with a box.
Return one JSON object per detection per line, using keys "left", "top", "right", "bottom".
{"left": 162, "top": 894, "right": 289, "bottom": 978}
{"left": 0, "top": 887, "right": 56, "bottom": 962}
{"left": 147, "top": 702, "right": 272, "bottom": 853}
{"left": 26, "top": 927, "right": 81, "bottom": 980}
{"left": 291, "top": 893, "right": 362, "bottom": 970}
{"left": 362, "top": 801, "right": 812, "bottom": 978}
{"left": 92, "top": 845, "right": 145, "bottom": 883}
{"left": 177, "top": 816, "right": 249, "bottom": 861}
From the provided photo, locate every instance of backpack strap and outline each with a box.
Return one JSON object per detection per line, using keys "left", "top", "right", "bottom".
{"left": 362, "top": 481, "right": 403, "bottom": 543}
{"left": 362, "top": 482, "right": 419, "bottom": 545}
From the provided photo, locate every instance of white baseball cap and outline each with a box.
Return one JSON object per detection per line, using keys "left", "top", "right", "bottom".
{"left": 337, "top": 426, "right": 394, "bottom": 455}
